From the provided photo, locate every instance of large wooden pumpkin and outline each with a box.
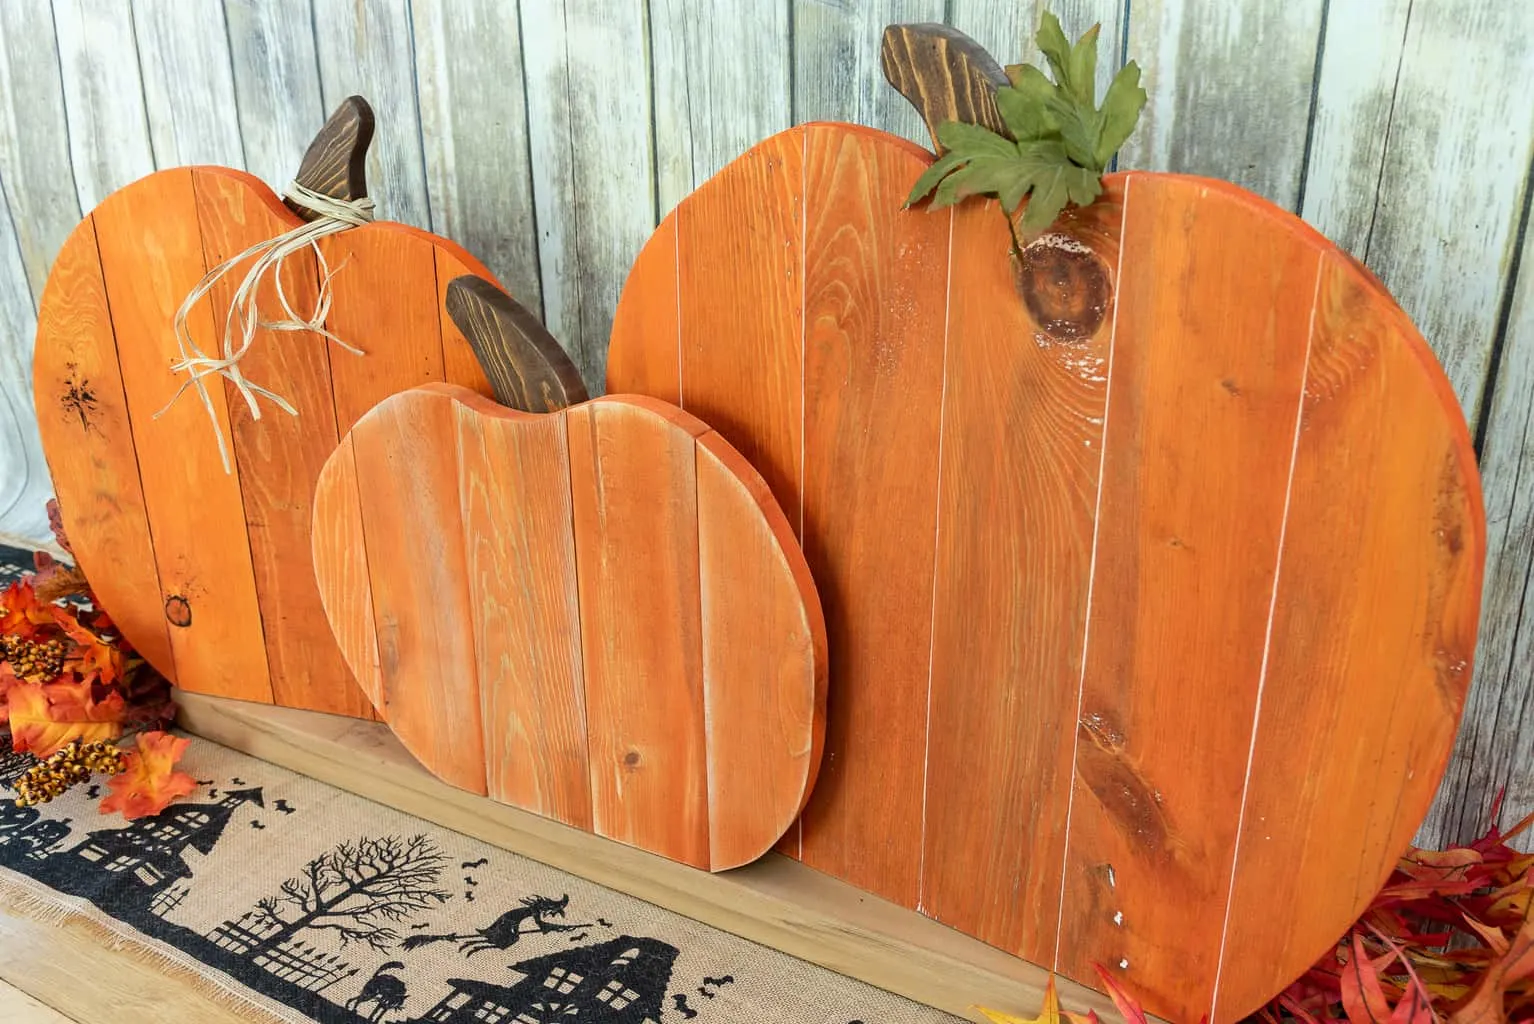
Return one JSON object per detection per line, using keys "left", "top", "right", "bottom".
{"left": 310, "top": 281, "right": 826, "bottom": 869}
{"left": 604, "top": 25, "right": 1484, "bottom": 1022}
{"left": 33, "top": 100, "right": 501, "bottom": 719}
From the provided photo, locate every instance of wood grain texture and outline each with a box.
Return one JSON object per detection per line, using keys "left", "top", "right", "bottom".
{"left": 289, "top": 96, "right": 372, "bottom": 214}
{"left": 430, "top": 244, "right": 500, "bottom": 400}
{"left": 411, "top": 0, "right": 543, "bottom": 315}
{"left": 177, "top": 691, "right": 1132, "bottom": 1024}
{"left": 794, "top": 0, "right": 944, "bottom": 148}
{"left": 1214, "top": 251, "right": 1484, "bottom": 1021}
{"left": 567, "top": 398, "right": 709, "bottom": 868}
{"left": 921, "top": 184, "right": 1122, "bottom": 958}
{"left": 348, "top": 387, "right": 486, "bottom": 794}
{"left": 604, "top": 215, "right": 681, "bottom": 404}
{"left": 444, "top": 276, "right": 588, "bottom": 412}
{"left": 793, "top": 125, "right": 949, "bottom": 895}
{"left": 676, "top": 129, "right": 804, "bottom": 513}
{"left": 650, "top": 0, "right": 792, "bottom": 215}
{"left": 1055, "top": 175, "right": 1320, "bottom": 1019}
{"left": 456, "top": 394, "right": 589, "bottom": 828}
{"left": 697, "top": 430, "right": 827, "bottom": 870}
{"left": 1118, "top": 0, "right": 1326, "bottom": 209}
{"left": 192, "top": 167, "right": 369, "bottom": 719}
{"left": 49, "top": 0, "right": 154, "bottom": 211}
{"left": 222, "top": 0, "right": 328, "bottom": 192}
{"left": 131, "top": 0, "right": 245, "bottom": 169}
{"left": 91, "top": 168, "right": 271, "bottom": 702}
{"left": 520, "top": 0, "right": 655, "bottom": 391}
{"left": 878, "top": 23, "right": 1010, "bottom": 149}
{"left": 310, "top": 0, "right": 429, "bottom": 228}
{"left": 31, "top": 216, "right": 172, "bottom": 676}
{"left": 0, "top": 162, "right": 52, "bottom": 547}
{"left": 312, "top": 386, "right": 824, "bottom": 869}
{"left": 310, "top": 434, "right": 383, "bottom": 710}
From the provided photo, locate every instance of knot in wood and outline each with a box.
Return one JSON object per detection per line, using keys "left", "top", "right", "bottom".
{"left": 1015, "top": 234, "right": 1111, "bottom": 342}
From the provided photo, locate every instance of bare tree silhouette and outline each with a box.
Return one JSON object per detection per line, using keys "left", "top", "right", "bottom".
{"left": 248, "top": 834, "right": 449, "bottom": 952}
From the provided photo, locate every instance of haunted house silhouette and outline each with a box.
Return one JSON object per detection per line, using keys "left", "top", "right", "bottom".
{"left": 67, "top": 788, "right": 263, "bottom": 905}
{"left": 416, "top": 936, "right": 677, "bottom": 1024}
{"left": 0, "top": 799, "right": 70, "bottom": 862}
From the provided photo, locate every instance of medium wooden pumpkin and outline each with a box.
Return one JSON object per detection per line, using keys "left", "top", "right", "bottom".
{"left": 33, "top": 99, "right": 502, "bottom": 719}
{"left": 310, "top": 280, "right": 827, "bottom": 870}
{"left": 604, "top": 25, "right": 1484, "bottom": 1022}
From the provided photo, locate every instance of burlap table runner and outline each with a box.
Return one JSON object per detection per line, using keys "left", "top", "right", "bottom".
{"left": 0, "top": 731, "right": 961, "bottom": 1024}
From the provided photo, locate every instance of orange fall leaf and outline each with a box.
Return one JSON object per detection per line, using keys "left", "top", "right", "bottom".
{"left": 100, "top": 730, "right": 197, "bottom": 821}
{"left": 7, "top": 680, "right": 125, "bottom": 756}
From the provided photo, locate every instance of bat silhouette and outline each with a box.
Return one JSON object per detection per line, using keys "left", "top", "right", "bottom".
{"left": 464, "top": 890, "right": 475, "bottom": 902}
{"left": 85, "top": 784, "right": 100, "bottom": 799}
{"left": 196, "top": 779, "right": 214, "bottom": 786}
{"left": 230, "top": 777, "right": 245, "bottom": 784}
{"left": 597, "top": 917, "right": 613, "bottom": 928}
{"left": 568, "top": 931, "right": 590, "bottom": 942}
{"left": 207, "top": 788, "right": 219, "bottom": 799}
{"left": 701, "top": 976, "right": 734, "bottom": 991}
{"left": 410, "top": 922, "right": 431, "bottom": 930}
{"left": 250, "top": 820, "right": 265, "bottom": 830}
{"left": 672, "top": 994, "right": 698, "bottom": 1019}
{"left": 461, "top": 858, "right": 489, "bottom": 869}
{"left": 273, "top": 799, "right": 295, "bottom": 814}
{"left": 463, "top": 877, "right": 479, "bottom": 886}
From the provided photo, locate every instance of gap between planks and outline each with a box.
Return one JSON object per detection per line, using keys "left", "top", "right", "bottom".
{"left": 175, "top": 690, "right": 1147, "bottom": 1024}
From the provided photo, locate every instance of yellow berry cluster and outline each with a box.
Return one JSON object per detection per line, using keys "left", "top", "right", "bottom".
{"left": 0, "top": 634, "right": 66, "bottom": 682}
{"left": 12, "top": 740, "right": 127, "bottom": 807}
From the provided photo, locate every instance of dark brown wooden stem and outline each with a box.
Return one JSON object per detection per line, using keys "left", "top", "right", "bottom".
{"left": 444, "top": 276, "right": 589, "bottom": 413}
{"left": 880, "top": 24, "right": 1011, "bottom": 152}
{"left": 287, "top": 96, "right": 375, "bottom": 221}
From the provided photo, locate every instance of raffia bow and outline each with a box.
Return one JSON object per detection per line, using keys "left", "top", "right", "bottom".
{"left": 158, "top": 182, "right": 377, "bottom": 473}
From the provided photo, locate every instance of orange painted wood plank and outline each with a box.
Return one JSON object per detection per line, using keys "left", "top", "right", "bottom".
{"left": 309, "top": 433, "right": 383, "bottom": 710}
{"left": 567, "top": 398, "right": 709, "bottom": 867}
{"left": 1212, "top": 252, "right": 1485, "bottom": 1022}
{"left": 32, "top": 216, "right": 175, "bottom": 680}
{"left": 348, "top": 387, "right": 486, "bottom": 794}
{"left": 921, "top": 184, "right": 1124, "bottom": 960}
{"left": 792, "top": 125, "right": 950, "bottom": 901}
{"left": 676, "top": 129, "right": 804, "bottom": 509}
{"left": 454, "top": 390, "right": 590, "bottom": 828}
{"left": 191, "top": 168, "right": 371, "bottom": 718}
{"left": 319, "top": 227, "right": 445, "bottom": 434}
{"left": 91, "top": 168, "right": 271, "bottom": 703}
{"left": 1054, "top": 174, "right": 1322, "bottom": 1020}
{"left": 433, "top": 243, "right": 499, "bottom": 399}
{"left": 695, "top": 429, "right": 827, "bottom": 870}
{"left": 606, "top": 214, "right": 682, "bottom": 404}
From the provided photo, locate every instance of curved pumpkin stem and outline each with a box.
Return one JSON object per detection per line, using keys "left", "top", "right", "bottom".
{"left": 288, "top": 96, "right": 375, "bottom": 221}
{"left": 444, "top": 276, "right": 589, "bottom": 414}
{"left": 879, "top": 24, "right": 1011, "bottom": 153}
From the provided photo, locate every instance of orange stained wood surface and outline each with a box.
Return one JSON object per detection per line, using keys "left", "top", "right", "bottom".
{"left": 605, "top": 126, "right": 1484, "bottom": 1022}
{"left": 32, "top": 165, "right": 503, "bottom": 719}
{"left": 310, "top": 384, "right": 827, "bottom": 870}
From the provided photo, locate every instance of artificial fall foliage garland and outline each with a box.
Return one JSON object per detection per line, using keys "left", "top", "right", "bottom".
{"left": 1, "top": 499, "right": 191, "bottom": 820}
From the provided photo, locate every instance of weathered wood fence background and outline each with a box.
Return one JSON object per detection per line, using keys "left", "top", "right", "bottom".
{"left": 0, "top": 0, "right": 1530, "bottom": 850}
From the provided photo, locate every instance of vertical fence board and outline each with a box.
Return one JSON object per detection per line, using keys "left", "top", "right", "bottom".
{"left": 1117, "top": 0, "right": 1324, "bottom": 209}
{"left": 132, "top": 0, "right": 245, "bottom": 169}
{"left": 521, "top": 0, "right": 654, "bottom": 391}
{"left": 0, "top": 1, "right": 80, "bottom": 304}
{"left": 650, "top": 0, "right": 791, "bottom": 216}
{"left": 412, "top": 0, "right": 542, "bottom": 318}
{"left": 223, "top": 0, "right": 327, "bottom": 191}
{"left": 51, "top": 0, "right": 155, "bottom": 210}
{"left": 793, "top": 0, "right": 943, "bottom": 146}
{"left": 950, "top": 0, "right": 1126, "bottom": 108}
{"left": 0, "top": 178, "right": 51, "bottom": 542}
{"left": 310, "top": 0, "right": 430, "bottom": 227}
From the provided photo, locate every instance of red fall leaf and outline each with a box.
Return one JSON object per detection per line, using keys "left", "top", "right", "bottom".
{"left": 99, "top": 730, "right": 198, "bottom": 820}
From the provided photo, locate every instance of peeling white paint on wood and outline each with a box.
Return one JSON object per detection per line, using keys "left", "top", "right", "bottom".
{"left": 223, "top": 0, "right": 328, "bottom": 192}
{"left": 133, "top": 0, "right": 245, "bottom": 169}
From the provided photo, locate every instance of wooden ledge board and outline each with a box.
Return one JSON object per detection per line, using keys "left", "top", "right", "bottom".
{"left": 176, "top": 691, "right": 1141, "bottom": 1023}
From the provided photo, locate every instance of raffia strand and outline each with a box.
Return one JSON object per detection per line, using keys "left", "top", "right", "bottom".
{"left": 157, "top": 182, "right": 377, "bottom": 473}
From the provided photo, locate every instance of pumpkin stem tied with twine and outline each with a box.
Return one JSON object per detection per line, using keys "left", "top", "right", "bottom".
{"left": 157, "top": 181, "right": 376, "bottom": 473}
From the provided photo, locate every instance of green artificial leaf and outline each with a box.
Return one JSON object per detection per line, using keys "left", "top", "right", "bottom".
{"left": 1035, "top": 12, "right": 1073, "bottom": 92}
{"left": 1066, "top": 24, "right": 1101, "bottom": 107}
{"left": 908, "top": 9, "right": 1145, "bottom": 240}
{"left": 1096, "top": 61, "right": 1148, "bottom": 167}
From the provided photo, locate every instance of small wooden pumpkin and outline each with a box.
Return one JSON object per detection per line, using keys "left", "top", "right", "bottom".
{"left": 33, "top": 99, "right": 503, "bottom": 719}
{"left": 604, "top": 25, "right": 1484, "bottom": 1022}
{"left": 310, "top": 279, "right": 827, "bottom": 870}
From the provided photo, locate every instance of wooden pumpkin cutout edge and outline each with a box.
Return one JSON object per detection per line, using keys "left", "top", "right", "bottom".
{"left": 311, "top": 280, "right": 828, "bottom": 871}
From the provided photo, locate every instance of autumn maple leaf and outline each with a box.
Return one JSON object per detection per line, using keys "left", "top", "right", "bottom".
{"left": 979, "top": 977, "right": 1107, "bottom": 1024}
{"left": 100, "top": 730, "right": 197, "bottom": 820}
{"left": 53, "top": 607, "right": 123, "bottom": 686}
{"left": 0, "top": 580, "right": 56, "bottom": 640}
{"left": 7, "top": 680, "right": 125, "bottom": 756}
